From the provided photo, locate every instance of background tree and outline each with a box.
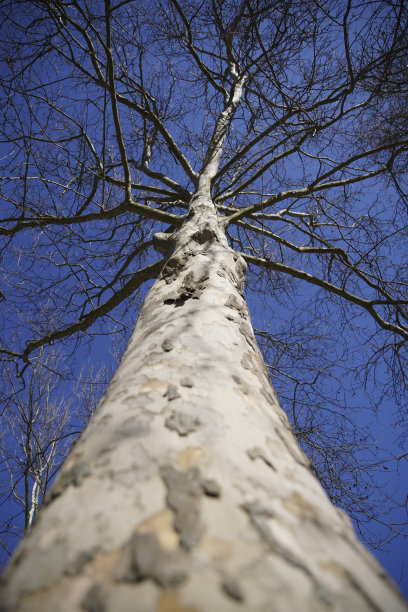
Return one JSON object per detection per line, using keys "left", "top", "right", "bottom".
{"left": 0, "top": 0, "right": 408, "bottom": 608}
{"left": 0, "top": 349, "right": 77, "bottom": 549}
{"left": 0, "top": 340, "right": 121, "bottom": 566}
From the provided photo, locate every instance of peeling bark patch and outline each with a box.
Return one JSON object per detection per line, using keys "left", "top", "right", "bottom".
{"left": 115, "top": 532, "right": 187, "bottom": 587}
{"left": 247, "top": 447, "right": 276, "bottom": 471}
{"left": 65, "top": 549, "right": 96, "bottom": 576}
{"left": 187, "top": 263, "right": 210, "bottom": 284}
{"left": 153, "top": 232, "right": 176, "bottom": 256}
{"left": 282, "top": 491, "right": 320, "bottom": 522}
{"left": 241, "top": 351, "right": 257, "bottom": 372}
{"left": 241, "top": 351, "right": 273, "bottom": 397}
{"left": 81, "top": 583, "right": 106, "bottom": 612}
{"left": 161, "top": 466, "right": 204, "bottom": 551}
{"left": 116, "top": 416, "right": 151, "bottom": 439}
{"left": 158, "top": 589, "right": 201, "bottom": 612}
{"left": 164, "top": 293, "right": 194, "bottom": 307}
{"left": 239, "top": 323, "right": 257, "bottom": 350}
{"left": 320, "top": 562, "right": 381, "bottom": 611}
{"left": 162, "top": 338, "right": 174, "bottom": 352}
{"left": 242, "top": 502, "right": 330, "bottom": 604}
{"left": 221, "top": 575, "right": 245, "bottom": 602}
{"left": 236, "top": 278, "right": 245, "bottom": 295}
{"left": 164, "top": 288, "right": 200, "bottom": 307}
{"left": 201, "top": 478, "right": 221, "bottom": 497}
{"left": 232, "top": 375, "right": 249, "bottom": 395}
{"left": 233, "top": 257, "right": 247, "bottom": 295}
{"left": 224, "top": 294, "right": 247, "bottom": 317}
{"left": 234, "top": 384, "right": 249, "bottom": 396}
{"left": 177, "top": 446, "right": 204, "bottom": 469}
{"left": 161, "top": 253, "right": 189, "bottom": 282}
{"left": 165, "top": 411, "right": 200, "bottom": 436}
{"left": 242, "top": 502, "right": 310, "bottom": 574}
{"left": 141, "top": 379, "right": 168, "bottom": 396}
{"left": 166, "top": 384, "right": 181, "bottom": 401}
{"left": 164, "top": 265, "right": 210, "bottom": 307}
{"left": 45, "top": 461, "right": 91, "bottom": 503}
{"left": 233, "top": 253, "right": 247, "bottom": 274}
{"left": 192, "top": 227, "right": 217, "bottom": 244}
{"left": 180, "top": 377, "right": 194, "bottom": 387}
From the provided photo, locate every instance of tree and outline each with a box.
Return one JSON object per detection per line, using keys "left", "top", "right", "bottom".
{"left": 0, "top": 350, "right": 71, "bottom": 540}
{"left": 0, "top": 346, "right": 113, "bottom": 565}
{"left": 0, "top": 0, "right": 407, "bottom": 609}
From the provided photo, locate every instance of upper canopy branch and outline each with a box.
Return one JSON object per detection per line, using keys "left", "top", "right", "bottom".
{"left": 0, "top": 199, "right": 184, "bottom": 237}
{"left": 223, "top": 144, "right": 407, "bottom": 227}
{"left": 242, "top": 253, "right": 408, "bottom": 342}
{"left": 169, "top": 0, "right": 228, "bottom": 98}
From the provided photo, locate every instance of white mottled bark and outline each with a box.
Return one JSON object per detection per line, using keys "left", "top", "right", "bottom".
{"left": 1, "top": 195, "right": 406, "bottom": 612}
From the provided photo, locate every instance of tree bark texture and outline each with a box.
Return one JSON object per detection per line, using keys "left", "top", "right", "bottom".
{"left": 1, "top": 195, "right": 406, "bottom": 611}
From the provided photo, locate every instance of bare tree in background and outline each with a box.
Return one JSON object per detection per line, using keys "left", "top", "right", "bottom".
{"left": 0, "top": 0, "right": 408, "bottom": 609}
{"left": 0, "top": 350, "right": 73, "bottom": 534}
{"left": 0, "top": 347, "right": 114, "bottom": 565}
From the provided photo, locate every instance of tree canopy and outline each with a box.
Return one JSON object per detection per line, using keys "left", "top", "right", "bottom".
{"left": 0, "top": 0, "right": 407, "bottom": 572}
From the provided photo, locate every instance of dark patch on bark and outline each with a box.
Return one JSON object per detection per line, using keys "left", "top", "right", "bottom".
{"left": 165, "top": 411, "right": 200, "bottom": 436}
{"left": 247, "top": 447, "right": 276, "bottom": 471}
{"left": 242, "top": 502, "right": 333, "bottom": 605}
{"left": 242, "top": 501, "right": 309, "bottom": 571}
{"left": 44, "top": 461, "right": 91, "bottom": 504}
{"left": 233, "top": 375, "right": 249, "bottom": 394}
{"left": 221, "top": 575, "right": 245, "bottom": 602}
{"left": 190, "top": 263, "right": 211, "bottom": 284}
{"left": 164, "top": 293, "right": 194, "bottom": 307}
{"left": 260, "top": 385, "right": 279, "bottom": 406}
{"left": 239, "top": 322, "right": 257, "bottom": 350}
{"left": 233, "top": 254, "right": 247, "bottom": 295}
{"left": 180, "top": 376, "right": 194, "bottom": 387}
{"left": 161, "top": 465, "right": 204, "bottom": 551}
{"left": 225, "top": 294, "right": 247, "bottom": 318}
{"left": 65, "top": 549, "right": 96, "bottom": 576}
{"left": 165, "top": 384, "right": 180, "bottom": 401}
{"left": 236, "top": 278, "right": 245, "bottom": 295}
{"left": 115, "top": 532, "right": 187, "bottom": 587}
{"left": 192, "top": 227, "right": 217, "bottom": 244}
{"left": 153, "top": 232, "right": 176, "bottom": 257}
{"left": 164, "top": 264, "right": 210, "bottom": 306}
{"left": 81, "top": 584, "right": 106, "bottom": 612}
{"left": 116, "top": 416, "right": 151, "bottom": 439}
{"left": 241, "top": 351, "right": 272, "bottom": 396}
{"left": 162, "top": 338, "right": 174, "bottom": 352}
{"left": 233, "top": 254, "right": 247, "bottom": 278}
{"left": 201, "top": 478, "right": 221, "bottom": 498}
{"left": 161, "top": 253, "right": 189, "bottom": 282}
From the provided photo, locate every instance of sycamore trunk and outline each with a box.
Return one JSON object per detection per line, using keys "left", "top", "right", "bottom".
{"left": 1, "top": 194, "right": 406, "bottom": 611}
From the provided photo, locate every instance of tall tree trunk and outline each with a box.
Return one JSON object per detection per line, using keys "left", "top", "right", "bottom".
{"left": 1, "top": 194, "right": 406, "bottom": 611}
